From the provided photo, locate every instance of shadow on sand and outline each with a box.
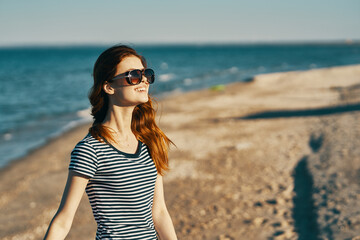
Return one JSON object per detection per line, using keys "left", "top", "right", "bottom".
{"left": 292, "top": 156, "right": 321, "bottom": 240}
{"left": 240, "top": 103, "right": 360, "bottom": 120}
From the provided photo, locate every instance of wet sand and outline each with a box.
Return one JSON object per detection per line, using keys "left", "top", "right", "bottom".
{"left": 1, "top": 64, "right": 360, "bottom": 239}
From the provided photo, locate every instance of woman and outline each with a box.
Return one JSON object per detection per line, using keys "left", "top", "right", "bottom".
{"left": 44, "top": 45, "right": 178, "bottom": 239}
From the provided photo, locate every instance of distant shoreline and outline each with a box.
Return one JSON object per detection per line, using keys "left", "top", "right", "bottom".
{"left": 1, "top": 40, "right": 360, "bottom": 48}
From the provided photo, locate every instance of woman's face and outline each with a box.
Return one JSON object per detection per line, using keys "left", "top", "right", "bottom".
{"left": 106, "top": 55, "right": 150, "bottom": 107}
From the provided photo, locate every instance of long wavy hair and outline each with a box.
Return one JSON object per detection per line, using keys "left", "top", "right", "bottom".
{"left": 88, "top": 45, "right": 173, "bottom": 175}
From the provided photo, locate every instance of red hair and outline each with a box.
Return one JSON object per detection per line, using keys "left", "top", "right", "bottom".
{"left": 88, "top": 45, "right": 173, "bottom": 175}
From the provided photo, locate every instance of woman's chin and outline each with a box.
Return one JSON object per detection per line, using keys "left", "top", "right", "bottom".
{"left": 135, "top": 96, "right": 149, "bottom": 105}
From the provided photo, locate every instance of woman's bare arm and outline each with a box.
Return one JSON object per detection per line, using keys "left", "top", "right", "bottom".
{"left": 152, "top": 174, "right": 178, "bottom": 240}
{"left": 43, "top": 171, "right": 89, "bottom": 240}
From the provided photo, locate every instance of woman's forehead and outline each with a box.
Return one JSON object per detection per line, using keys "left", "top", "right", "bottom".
{"left": 116, "top": 56, "right": 144, "bottom": 73}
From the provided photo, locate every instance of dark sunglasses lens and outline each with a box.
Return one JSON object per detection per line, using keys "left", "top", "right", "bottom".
{"left": 144, "top": 69, "right": 155, "bottom": 84}
{"left": 128, "top": 70, "right": 142, "bottom": 85}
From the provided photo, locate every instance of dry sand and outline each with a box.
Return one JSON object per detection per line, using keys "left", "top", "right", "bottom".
{"left": 1, "top": 64, "right": 360, "bottom": 240}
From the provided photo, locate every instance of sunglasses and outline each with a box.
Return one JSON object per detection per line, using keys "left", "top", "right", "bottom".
{"left": 110, "top": 68, "right": 155, "bottom": 85}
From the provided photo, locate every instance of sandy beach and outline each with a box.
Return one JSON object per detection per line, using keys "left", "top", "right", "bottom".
{"left": 1, "top": 64, "right": 360, "bottom": 239}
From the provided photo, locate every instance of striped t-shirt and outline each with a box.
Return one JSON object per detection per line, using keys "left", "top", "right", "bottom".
{"left": 69, "top": 133, "right": 158, "bottom": 240}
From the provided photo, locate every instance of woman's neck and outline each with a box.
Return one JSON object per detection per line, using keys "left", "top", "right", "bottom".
{"left": 102, "top": 105, "right": 135, "bottom": 138}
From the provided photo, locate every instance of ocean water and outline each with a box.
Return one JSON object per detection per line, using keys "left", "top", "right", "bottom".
{"left": 1, "top": 43, "right": 360, "bottom": 167}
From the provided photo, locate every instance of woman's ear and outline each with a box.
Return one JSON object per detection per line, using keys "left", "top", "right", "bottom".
{"left": 103, "top": 81, "right": 115, "bottom": 95}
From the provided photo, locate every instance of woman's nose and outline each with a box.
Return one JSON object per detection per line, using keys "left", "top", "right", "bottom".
{"left": 141, "top": 75, "right": 150, "bottom": 84}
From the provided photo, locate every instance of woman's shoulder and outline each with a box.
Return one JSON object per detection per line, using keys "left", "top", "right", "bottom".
{"left": 70, "top": 133, "right": 99, "bottom": 176}
{"left": 73, "top": 133, "right": 98, "bottom": 151}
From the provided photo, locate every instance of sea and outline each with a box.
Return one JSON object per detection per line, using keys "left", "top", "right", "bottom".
{"left": 1, "top": 43, "right": 360, "bottom": 168}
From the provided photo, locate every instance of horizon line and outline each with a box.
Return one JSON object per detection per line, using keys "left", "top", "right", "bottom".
{"left": 0, "top": 39, "right": 359, "bottom": 48}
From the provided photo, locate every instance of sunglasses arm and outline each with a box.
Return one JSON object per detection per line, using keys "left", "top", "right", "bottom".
{"left": 111, "top": 73, "right": 129, "bottom": 81}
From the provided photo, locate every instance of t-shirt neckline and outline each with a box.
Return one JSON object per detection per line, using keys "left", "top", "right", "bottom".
{"left": 107, "top": 140, "right": 142, "bottom": 158}
{"left": 93, "top": 133, "right": 143, "bottom": 158}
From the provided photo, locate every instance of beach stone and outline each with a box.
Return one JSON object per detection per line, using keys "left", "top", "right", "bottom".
{"left": 254, "top": 201, "right": 263, "bottom": 207}
{"left": 283, "top": 229, "right": 297, "bottom": 239}
{"left": 279, "top": 221, "right": 290, "bottom": 230}
{"left": 281, "top": 185, "right": 294, "bottom": 199}
{"left": 276, "top": 208, "right": 287, "bottom": 217}
{"left": 266, "top": 199, "right": 277, "bottom": 205}
{"left": 272, "top": 230, "right": 285, "bottom": 239}
{"left": 217, "top": 234, "right": 234, "bottom": 240}
{"left": 243, "top": 219, "right": 252, "bottom": 224}
{"left": 253, "top": 217, "right": 265, "bottom": 227}
{"left": 272, "top": 222, "right": 282, "bottom": 228}
{"left": 273, "top": 208, "right": 278, "bottom": 215}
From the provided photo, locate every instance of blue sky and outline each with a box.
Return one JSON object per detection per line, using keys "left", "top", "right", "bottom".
{"left": 0, "top": 0, "right": 359, "bottom": 46}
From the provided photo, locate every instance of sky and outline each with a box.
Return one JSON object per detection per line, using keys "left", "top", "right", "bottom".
{"left": 0, "top": 0, "right": 359, "bottom": 46}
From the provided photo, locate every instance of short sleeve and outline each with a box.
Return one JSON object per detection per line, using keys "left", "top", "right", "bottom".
{"left": 69, "top": 141, "right": 98, "bottom": 178}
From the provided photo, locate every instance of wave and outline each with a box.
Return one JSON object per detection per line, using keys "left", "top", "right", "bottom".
{"left": 0, "top": 108, "right": 92, "bottom": 168}
{"left": 158, "top": 73, "right": 175, "bottom": 82}
{"left": 48, "top": 109, "right": 92, "bottom": 139}
{"left": 160, "top": 62, "right": 168, "bottom": 70}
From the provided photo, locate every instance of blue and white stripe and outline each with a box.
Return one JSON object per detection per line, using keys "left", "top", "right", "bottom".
{"left": 69, "top": 133, "right": 158, "bottom": 240}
